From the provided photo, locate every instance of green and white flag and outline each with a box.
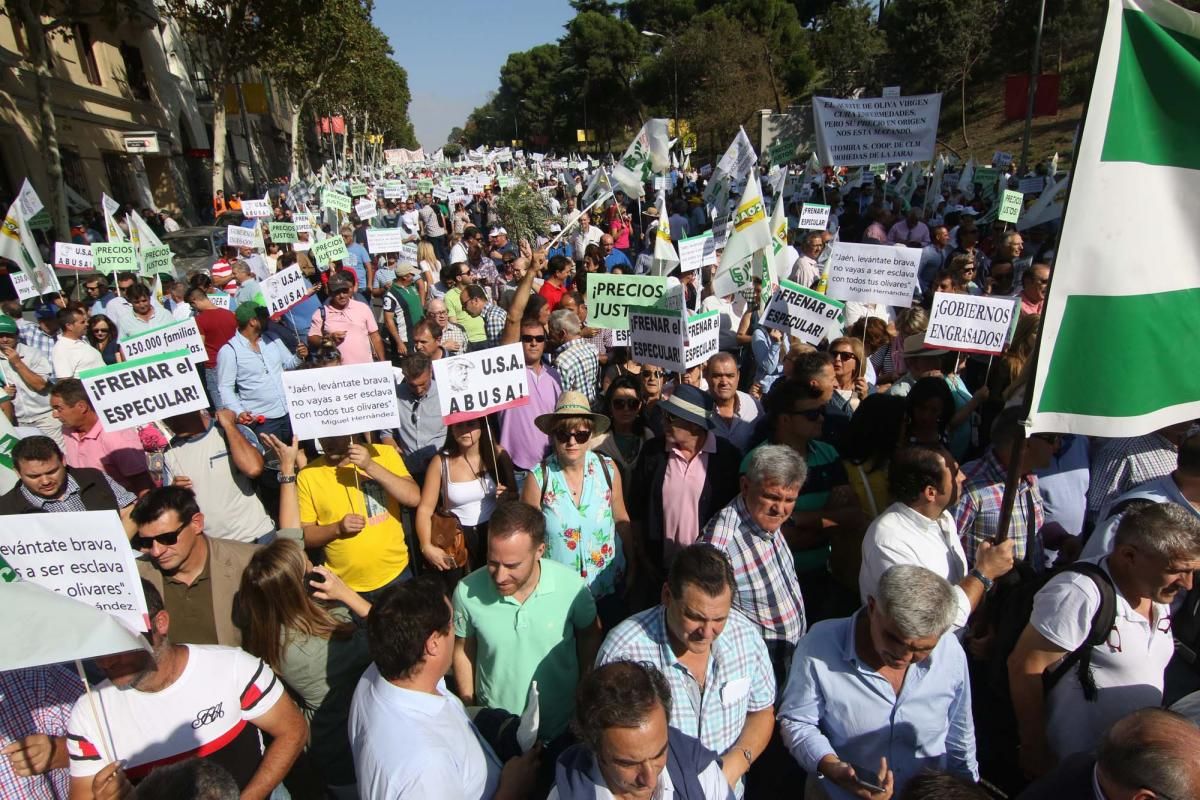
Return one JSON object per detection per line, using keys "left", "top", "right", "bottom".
{"left": 1029, "top": 0, "right": 1200, "bottom": 436}
{"left": 611, "top": 118, "right": 671, "bottom": 198}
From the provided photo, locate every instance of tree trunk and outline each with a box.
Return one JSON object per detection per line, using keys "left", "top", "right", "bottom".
{"left": 289, "top": 103, "right": 302, "bottom": 184}
{"left": 212, "top": 78, "right": 228, "bottom": 197}
{"left": 960, "top": 67, "right": 971, "bottom": 148}
{"left": 17, "top": 0, "right": 69, "bottom": 241}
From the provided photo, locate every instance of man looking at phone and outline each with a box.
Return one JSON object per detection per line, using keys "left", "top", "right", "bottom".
{"left": 778, "top": 565, "right": 978, "bottom": 799}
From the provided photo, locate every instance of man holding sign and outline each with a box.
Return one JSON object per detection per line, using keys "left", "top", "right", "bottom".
{"left": 217, "top": 303, "right": 301, "bottom": 442}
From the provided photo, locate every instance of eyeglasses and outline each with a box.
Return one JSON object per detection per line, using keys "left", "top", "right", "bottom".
{"left": 131, "top": 515, "right": 195, "bottom": 550}
{"left": 641, "top": 370, "right": 664, "bottom": 379}
{"left": 830, "top": 351, "right": 856, "bottom": 361}
{"left": 521, "top": 334, "right": 546, "bottom": 343}
{"left": 786, "top": 407, "right": 826, "bottom": 421}
{"left": 554, "top": 429, "right": 591, "bottom": 445}
{"left": 611, "top": 398, "right": 641, "bottom": 411}
{"left": 91, "top": 327, "right": 111, "bottom": 334}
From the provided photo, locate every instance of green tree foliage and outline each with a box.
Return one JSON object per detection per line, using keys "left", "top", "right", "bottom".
{"left": 559, "top": 11, "right": 648, "bottom": 146}
{"left": 622, "top": 0, "right": 698, "bottom": 33}
{"left": 811, "top": 0, "right": 886, "bottom": 96}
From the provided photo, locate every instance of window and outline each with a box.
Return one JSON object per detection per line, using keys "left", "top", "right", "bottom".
{"left": 102, "top": 152, "right": 138, "bottom": 206}
{"left": 117, "top": 43, "right": 151, "bottom": 101}
{"left": 59, "top": 146, "right": 87, "bottom": 199}
{"left": 73, "top": 24, "right": 101, "bottom": 85}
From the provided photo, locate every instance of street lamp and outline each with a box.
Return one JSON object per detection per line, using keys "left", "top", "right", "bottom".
{"left": 642, "top": 30, "right": 678, "bottom": 141}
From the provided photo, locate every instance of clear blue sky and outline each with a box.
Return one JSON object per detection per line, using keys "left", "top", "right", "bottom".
{"left": 374, "top": 1, "right": 576, "bottom": 151}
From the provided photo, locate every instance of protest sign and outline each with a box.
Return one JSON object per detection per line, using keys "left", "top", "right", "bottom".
{"left": 140, "top": 244, "right": 173, "bottom": 276}
{"left": 383, "top": 180, "right": 406, "bottom": 199}
{"left": 998, "top": 190, "right": 1024, "bottom": 224}
{"left": 322, "top": 189, "right": 353, "bottom": 214}
{"left": 798, "top": 203, "right": 831, "bottom": 230}
{"left": 812, "top": 93, "right": 941, "bottom": 166}
{"left": 432, "top": 344, "right": 529, "bottom": 424}
{"left": 354, "top": 199, "right": 377, "bottom": 220}
{"left": 826, "top": 242, "right": 920, "bottom": 307}
{"left": 365, "top": 228, "right": 408, "bottom": 255}
{"left": 992, "top": 151, "right": 1014, "bottom": 168}
{"left": 225, "top": 225, "right": 256, "bottom": 249}
{"left": 586, "top": 274, "right": 668, "bottom": 329}
{"left": 207, "top": 293, "right": 231, "bottom": 310}
{"left": 349, "top": 181, "right": 369, "bottom": 197}
{"left": 119, "top": 318, "right": 205, "bottom": 365}
{"left": 91, "top": 242, "right": 136, "bottom": 275}
{"left": 417, "top": 179, "right": 434, "bottom": 192}
{"left": 924, "top": 292, "right": 1018, "bottom": 355}
{"left": 677, "top": 231, "right": 715, "bottom": 273}
{"left": 311, "top": 236, "right": 349, "bottom": 266}
{"left": 241, "top": 198, "right": 272, "bottom": 218}
{"left": 0, "top": 511, "right": 150, "bottom": 632}
{"left": 261, "top": 264, "right": 308, "bottom": 319}
{"left": 282, "top": 361, "right": 401, "bottom": 439}
{"left": 760, "top": 279, "right": 846, "bottom": 345}
{"left": 683, "top": 310, "right": 721, "bottom": 368}
{"left": 1018, "top": 176, "right": 1046, "bottom": 195}
{"left": 400, "top": 242, "right": 419, "bottom": 263}
{"left": 10, "top": 271, "right": 39, "bottom": 302}
{"left": 629, "top": 307, "right": 686, "bottom": 372}
{"left": 54, "top": 242, "right": 93, "bottom": 271}
{"left": 268, "top": 222, "right": 297, "bottom": 243}
{"left": 79, "top": 350, "right": 207, "bottom": 432}
{"left": 882, "top": 85, "right": 901, "bottom": 97}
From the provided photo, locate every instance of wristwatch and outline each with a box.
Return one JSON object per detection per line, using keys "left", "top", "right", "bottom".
{"left": 738, "top": 747, "right": 753, "bottom": 766}
{"left": 969, "top": 568, "right": 994, "bottom": 592}
{"left": 277, "top": 474, "right": 297, "bottom": 484}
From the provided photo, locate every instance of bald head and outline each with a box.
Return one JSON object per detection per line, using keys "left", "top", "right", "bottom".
{"left": 1097, "top": 708, "right": 1200, "bottom": 799}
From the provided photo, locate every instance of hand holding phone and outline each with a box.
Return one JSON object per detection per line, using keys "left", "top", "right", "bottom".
{"left": 818, "top": 755, "right": 893, "bottom": 799}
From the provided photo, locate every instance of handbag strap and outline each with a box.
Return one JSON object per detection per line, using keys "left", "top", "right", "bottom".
{"left": 439, "top": 450, "right": 451, "bottom": 511}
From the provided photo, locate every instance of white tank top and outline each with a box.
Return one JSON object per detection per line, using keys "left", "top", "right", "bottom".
{"left": 446, "top": 472, "right": 498, "bottom": 527}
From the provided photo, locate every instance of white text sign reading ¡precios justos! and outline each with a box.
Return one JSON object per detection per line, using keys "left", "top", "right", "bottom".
{"left": 433, "top": 344, "right": 530, "bottom": 425}
{"left": 261, "top": 265, "right": 308, "bottom": 318}
{"left": 825, "top": 242, "right": 921, "bottom": 308}
{"left": 924, "top": 292, "right": 1018, "bottom": 355}
{"left": 761, "top": 279, "right": 845, "bottom": 345}
{"left": 119, "top": 318, "right": 206, "bottom": 364}
{"left": 281, "top": 361, "right": 401, "bottom": 439}
{"left": 812, "top": 93, "right": 942, "bottom": 167}
{"left": 585, "top": 274, "right": 668, "bottom": 329}
{"left": 79, "top": 350, "right": 207, "bottom": 432}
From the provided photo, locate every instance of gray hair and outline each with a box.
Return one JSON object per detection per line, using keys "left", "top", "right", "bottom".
{"left": 1097, "top": 708, "right": 1200, "bottom": 799}
{"left": 1114, "top": 502, "right": 1200, "bottom": 561}
{"left": 548, "top": 309, "right": 580, "bottom": 337}
{"left": 231, "top": 260, "right": 253, "bottom": 277}
{"left": 134, "top": 757, "right": 239, "bottom": 799}
{"left": 875, "top": 565, "right": 957, "bottom": 639}
{"left": 744, "top": 445, "right": 806, "bottom": 490}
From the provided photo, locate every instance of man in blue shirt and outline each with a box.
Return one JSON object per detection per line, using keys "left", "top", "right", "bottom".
{"left": 600, "top": 234, "right": 631, "bottom": 272}
{"left": 340, "top": 224, "right": 374, "bottom": 301}
{"left": 778, "top": 564, "right": 977, "bottom": 799}
{"left": 216, "top": 301, "right": 300, "bottom": 442}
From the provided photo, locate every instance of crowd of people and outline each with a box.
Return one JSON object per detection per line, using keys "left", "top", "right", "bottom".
{"left": 2, "top": 154, "right": 1200, "bottom": 800}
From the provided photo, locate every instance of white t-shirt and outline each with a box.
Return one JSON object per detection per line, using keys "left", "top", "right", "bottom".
{"left": 163, "top": 425, "right": 273, "bottom": 543}
{"left": 1032, "top": 556, "right": 1174, "bottom": 760}
{"left": 51, "top": 337, "right": 104, "bottom": 379}
{"left": 66, "top": 645, "right": 283, "bottom": 785}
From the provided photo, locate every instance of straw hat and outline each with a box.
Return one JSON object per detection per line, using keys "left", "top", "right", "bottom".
{"left": 534, "top": 391, "right": 611, "bottom": 435}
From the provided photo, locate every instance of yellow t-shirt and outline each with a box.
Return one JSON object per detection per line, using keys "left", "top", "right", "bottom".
{"left": 297, "top": 444, "right": 411, "bottom": 592}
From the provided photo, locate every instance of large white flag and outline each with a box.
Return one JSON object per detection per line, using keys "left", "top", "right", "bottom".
{"left": 101, "top": 193, "right": 125, "bottom": 242}
{"left": 650, "top": 196, "right": 679, "bottom": 277}
{"left": 0, "top": 180, "right": 57, "bottom": 295}
{"left": 611, "top": 119, "right": 671, "bottom": 198}
{"left": 1016, "top": 175, "right": 1070, "bottom": 231}
{"left": 703, "top": 127, "right": 758, "bottom": 209}
{"left": 711, "top": 171, "right": 771, "bottom": 297}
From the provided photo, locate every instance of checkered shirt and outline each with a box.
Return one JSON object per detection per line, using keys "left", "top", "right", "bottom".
{"left": 1086, "top": 432, "right": 1179, "bottom": 516}
{"left": 441, "top": 321, "right": 469, "bottom": 352}
{"left": 955, "top": 449, "right": 1045, "bottom": 570}
{"left": 471, "top": 256, "right": 502, "bottom": 302}
{"left": 0, "top": 665, "right": 83, "bottom": 799}
{"left": 19, "top": 322, "right": 56, "bottom": 374}
{"left": 700, "top": 496, "right": 807, "bottom": 683}
{"left": 19, "top": 473, "right": 136, "bottom": 513}
{"left": 553, "top": 338, "right": 600, "bottom": 402}
{"left": 482, "top": 303, "right": 507, "bottom": 347}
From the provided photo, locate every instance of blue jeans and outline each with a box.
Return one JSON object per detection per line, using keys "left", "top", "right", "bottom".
{"left": 358, "top": 565, "right": 413, "bottom": 608}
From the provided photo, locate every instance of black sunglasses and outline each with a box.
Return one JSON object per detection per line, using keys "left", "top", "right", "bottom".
{"left": 331, "top": 288, "right": 352, "bottom": 296}
{"left": 554, "top": 430, "right": 591, "bottom": 445}
{"left": 786, "top": 408, "right": 826, "bottom": 421}
{"left": 830, "top": 351, "right": 856, "bottom": 361}
{"left": 611, "top": 398, "right": 641, "bottom": 411}
{"left": 521, "top": 334, "right": 546, "bottom": 343}
{"left": 131, "top": 515, "right": 195, "bottom": 550}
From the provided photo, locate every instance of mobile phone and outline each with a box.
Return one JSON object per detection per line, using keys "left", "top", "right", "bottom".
{"left": 847, "top": 763, "right": 885, "bottom": 793}
{"left": 305, "top": 571, "right": 326, "bottom": 594}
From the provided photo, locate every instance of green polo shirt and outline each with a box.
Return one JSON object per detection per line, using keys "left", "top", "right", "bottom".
{"left": 453, "top": 558, "right": 596, "bottom": 739}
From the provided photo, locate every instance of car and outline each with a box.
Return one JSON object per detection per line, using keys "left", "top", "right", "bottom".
{"left": 163, "top": 226, "right": 227, "bottom": 277}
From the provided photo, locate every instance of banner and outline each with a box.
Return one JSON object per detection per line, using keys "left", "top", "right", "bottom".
{"left": 677, "top": 231, "right": 716, "bottom": 273}
{"left": 268, "top": 222, "right": 297, "bottom": 243}
{"left": 354, "top": 199, "right": 377, "bottom": 220}
{"left": 281, "top": 361, "right": 401, "bottom": 439}
{"left": 683, "top": 310, "right": 721, "bottom": 368}
{"left": 54, "top": 242, "right": 94, "bottom": 271}
{"left": 225, "top": 225, "right": 257, "bottom": 249}
{"left": 207, "top": 293, "right": 231, "bottom": 310}
{"left": 585, "top": 274, "right": 668, "bottom": 329}
{"left": 798, "top": 203, "right": 831, "bottom": 230}
{"left": 924, "top": 292, "right": 1018, "bottom": 356}
{"left": 261, "top": 265, "right": 309, "bottom": 319}
{"left": 432, "top": 343, "right": 530, "bottom": 424}
{"left": 311, "top": 236, "right": 349, "bottom": 266}
{"left": 10, "top": 271, "right": 41, "bottom": 302}
{"left": 629, "top": 307, "right": 686, "bottom": 372}
{"left": 140, "top": 244, "right": 174, "bottom": 276}
{"left": 322, "top": 189, "right": 353, "bottom": 214}
{"left": 91, "top": 242, "right": 137, "bottom": 275}
{"left": 365, "top": 228, "right": 408, "bottom": 255}
{"left": 812, "top": 93, "right": 942, "bottom": 166}
{"left": 0, "top": 511, "right": 150, "bottom": 633}
{"left": 79, "top": 350, "right": 207, "bottom": 431}
{"left": 825, "top": 242, "right": 920, "bottom": 308}
{"left": 760, "top": 279, "right": 845, "bottom": 345}
{"left": 241, "top": 198, "right": 272, "bottom": 218}
{"left": 119, "top": 318, "right": 205, "bottom": 364}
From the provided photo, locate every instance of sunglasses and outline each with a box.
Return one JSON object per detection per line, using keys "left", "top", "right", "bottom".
{"left": 786, "top": 408, "right": 826, "bottom": 421}
{"left": 642, "top": 370, "right": 664, "bottom": 379}
{"left": 131, "top": 515, "right": 195, "bottom": 550}
{"left": 830, "top": 351, "right": 856, "bottom": 361}
{"left": 331, "top": 288, "right": 352, "bottom": 296}
{"left": 521, "top": 334, "right": 546, "bottom": 343}
{"left": 92, "top": 327, "right": 111, "bottom": 334}
{"left": 611, "top": 398, "right": 641, "bottom": 411}
{"left": 554, "top": 429, "right": 591, "bottom": 445}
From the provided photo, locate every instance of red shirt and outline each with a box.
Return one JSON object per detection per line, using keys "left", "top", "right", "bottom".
{"left": 195, "top": 307, "right": 238, "bottom": 368}
{"left": 539, "top": 280, "right": 568, "bottom": 311}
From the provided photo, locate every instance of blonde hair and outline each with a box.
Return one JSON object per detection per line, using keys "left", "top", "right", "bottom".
{"left": 419, "top": 241, "right": 440, "bottom": 269}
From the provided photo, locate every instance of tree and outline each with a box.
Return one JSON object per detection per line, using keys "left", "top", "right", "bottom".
{"left": 495, "top": 44, "right": 563, "bottom": 148}
{"left": 811, "top": 0, "right": 886, "bottom": 97}
{"left": 621, "top": 0, "right": 698, "bottom": 33}
{"left": 559, "top": 11, "right": 648, "bottom": 148}
{"left": 161, "top": 0, "right": 316, "bottom": 195}
{"left": 700, "top": 0, "right": 816, "bottom": 105}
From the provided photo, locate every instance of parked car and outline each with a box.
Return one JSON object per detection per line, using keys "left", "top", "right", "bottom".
{"left": 163, "top": 226, "right": 226, "bottom": 277}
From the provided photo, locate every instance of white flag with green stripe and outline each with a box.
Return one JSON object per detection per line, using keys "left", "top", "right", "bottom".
{"left": 1030, "top": 0, "right": 1200, "bottom": 436}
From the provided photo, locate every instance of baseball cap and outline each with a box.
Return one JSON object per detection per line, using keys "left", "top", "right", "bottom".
{"left": 490, "top": 227, "right": 507, "bottom": 238}
{"left": 34, "top": 304, "right": 58, "bottom": 321}
{"left": 327, "top": 271, "right": 355, "bottom": 293}
{"left": 548, "top": 223, "right": 562, "bottom": 233}
{"left": 395, "top": 262, "right": 421, "bottom": 278}
{"left": 234, "top": 301, "right": 263, "bottom": 326}
{"left": 0, "top": 314, "right": 18, "bottom": 335}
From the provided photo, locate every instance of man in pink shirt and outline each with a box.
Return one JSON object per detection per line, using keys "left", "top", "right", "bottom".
{"left": 1019, "top": 262, "right": 1051, "bottom": 316}
{"left": 887, "top": 207, "right": 931, "bottom": 247}
{"left": 49, "top": 379, "right": 154, "bottom": 495}
{"left": 307, "top": 271, "right": 385, "bottom": 365}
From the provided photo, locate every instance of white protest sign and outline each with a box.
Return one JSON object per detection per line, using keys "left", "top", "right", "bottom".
{"left": 798, "top": 203, "right": 831, "bottom": 231}
{"left": 432, "top": 344, "right": 530, "bottom": 424}
{"left": 761, "top": 279, "right": 845, "bottom": 345}
{"left": 79, "top": 350, "right": 207, "bottom": 432}
{"left": 882, "top": 85, "right": 901, "bottom": 97}
{"left": 629, "top": 307, "right": 686, "bottom": 373}
{"left": 0, "top": 511, "right": 149, "bottom": 633}
{"left": 354, "top": 199, "right": 377, "bottom": 220}
{"left": 322, "top": 189, "right": 353, "bottom": 214}
{"left": 826, "top": 242, "right": 920, "bottom": 308}
{"left": 282, "top": 361, "right": 401, "bottom": 439}
{"left": 311, "top": 236, "right": 349, "bottom": 266}
{"left": 683, "top": 310, "right": 721, "bottom": 368}
{"left": 992, "top": 151, "right": 1014, "bottom": 168}
{"left": 225, "top": 225, "right": 256, "bottom": 249}
{"left": 10, "top": 271, "right": 40, "bottom": 302}
{"left": 1018, "top": 176, "right": 1046, "bottom": 195}
{"left": 383, "top": 181, "right": 407, "bottom": 200}
{"left": 998, "top": 190, "right": 1024, "bottom": 224}
{"left": 365, "top": 228, "right": 408, "bottom": 255}
{"left": 119, "top": 318, "right": 206, "bottom": 364}
{"left": 924, "top": 292, "right": 1018, "bottom": 355}
{"left": 241, "top": 198, "right": 272, "bottom": 218}
{"left": 812, "top": 93, "right": 942, "bottom": 166}
{"left": 261, "top": 264, "right": 308, "bottom": 319}
{"left": 207, "top": 293, "right": 231, "bottom": 310}
{"left": 711, "top": 215, "right": 730, "bottom": 249}
{"left": 54, "top": 242, "right": 94, "bottom": 271}
{"left": 677, "top": 231, "right": 715, "bottom": 272}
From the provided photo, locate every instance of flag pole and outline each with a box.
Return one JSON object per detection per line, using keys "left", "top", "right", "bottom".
{"left": 75, "top": 659, "right": 114, "bottom": 763}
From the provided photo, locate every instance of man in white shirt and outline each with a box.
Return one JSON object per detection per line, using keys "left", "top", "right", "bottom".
{"left": 49, "top": 307, "right": 103, "bottom": 379}
{"left": 859, "top": 446, "right": 1013, "bottom": 632}
{"left": 350, "top": 573, "right": 540, "bottom": 799}
{"left": 1009, "top": 502, "right": 1200, "bottom": 780}
{"left": 790, "top": 232, "right": 823, "bottom": 289}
